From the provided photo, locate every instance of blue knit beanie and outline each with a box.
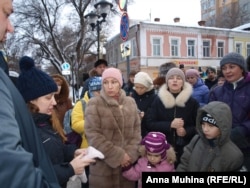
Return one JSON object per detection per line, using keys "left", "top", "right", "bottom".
{"left": 220, "top": 52, "right": 246, "bottom": 71}
{"left": 88, "top": 76, "right": 102, "bottom": 97}
{"left": 17, "top": 56, "right": 58, "bottom": 102}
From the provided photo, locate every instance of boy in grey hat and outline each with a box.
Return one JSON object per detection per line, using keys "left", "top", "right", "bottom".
{"left": 177, "top": 101, "right": 243, "bottom": 171}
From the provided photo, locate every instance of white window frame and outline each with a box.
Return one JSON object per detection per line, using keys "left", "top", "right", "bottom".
{"left": 186, "top": 38, "right": 196, "bottom": 57}
{"left": 216, "top": 40, "right": 225, "bottom": 58}
{"left": 235, "top": 42, "right": 243, "bottom": 54}
{"left": 203, "top": 39, "right": 211, "bottom": 57}
{"left": 247, "top": 43, "right": 250, "bottom": 57}
{"left": 150, "top": 35, "right": 163, "bottom": 56}
{"left": 169, "top": 37, "right": 181, "bottom": 57}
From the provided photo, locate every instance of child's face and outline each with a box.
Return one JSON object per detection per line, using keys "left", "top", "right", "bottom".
{"left": 217, "top": 77, "right": 226, "bottom": 86}
{"left": 201, "top": 122, "right": 221, "bottom": 139}
{"left": 146, "top": 151, "right": 161, "bottom": 165}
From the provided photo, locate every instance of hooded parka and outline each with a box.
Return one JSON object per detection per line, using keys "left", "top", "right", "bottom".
{"left": 177, "top": 101, "right": 244, "bottom": 171}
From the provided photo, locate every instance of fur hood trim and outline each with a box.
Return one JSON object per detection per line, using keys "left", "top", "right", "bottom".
{"left": 158, "top": 82, "right": 193, "bottom": 108}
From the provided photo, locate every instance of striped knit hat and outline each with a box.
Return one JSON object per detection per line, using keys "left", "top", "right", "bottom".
{"left": 141, "top": 132, "right": 170, "bottom": 161}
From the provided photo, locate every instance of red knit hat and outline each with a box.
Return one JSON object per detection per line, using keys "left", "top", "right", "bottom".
{"left": 141, "top": 132, "right": 170, "bottom": 160}
{"left": 102, "top": 67, "right": 123, "bottom": 86}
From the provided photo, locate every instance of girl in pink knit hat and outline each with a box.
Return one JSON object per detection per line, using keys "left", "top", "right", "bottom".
{"left": 122, "top": 132, "right": 176, "bottom": 188}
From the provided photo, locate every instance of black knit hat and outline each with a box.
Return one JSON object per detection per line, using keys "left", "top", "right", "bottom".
{"left": 94, "top": 59, "right": 108, "bottom": 68}
{"left": 17, "top": 56, "right": 58, "bottom": 102}
{"left": 201, "top": 112, "right": 217, "bottom": 127}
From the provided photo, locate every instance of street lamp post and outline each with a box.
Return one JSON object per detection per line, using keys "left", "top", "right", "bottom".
{"left": 69, "top": 54, "right": 76, "bottom": 103}
{"left": 84, "top": 0, "right": 113, "bottom": 60}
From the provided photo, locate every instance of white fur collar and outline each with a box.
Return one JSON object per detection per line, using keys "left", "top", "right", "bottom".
{"left": 158, "top": 82, "right": 193, "bottom": 108}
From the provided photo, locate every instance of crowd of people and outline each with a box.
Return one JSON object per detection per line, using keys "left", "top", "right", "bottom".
{"left": 1, "top": 0, "right": 250, "bottom": 188}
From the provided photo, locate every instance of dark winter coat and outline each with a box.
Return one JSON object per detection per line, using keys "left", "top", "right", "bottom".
{"left": 177, "top": 101, "right": 244, "bottom": 171}
{"left": 205, "top": 78, "right": 218, "bottom": 89}
{"left": 85, "top": 89, "right": 141, "bottom": 188}
{"left": 209, "top": 72, "right": 250, "bottom": 170}
{"left": 209, "top": 73, "right": 250, "bottom": 141}
{"left": 0, "top": 68, "right": 60, "bottom": 187}
{"left": 33, "top": 113, "right": 76, "bottom": 187}
{"left": 131, "top": 88, "right": 157, "bottom": 137}
{"left": 146, "top": 82, "right": 199, "bottom": 163}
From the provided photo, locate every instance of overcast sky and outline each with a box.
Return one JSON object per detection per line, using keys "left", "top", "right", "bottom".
{"left": 128, "top": 0, "right": 201, "bottom": 23}
{"left": 111, "top": 0, "right": 201, "bottom": 35}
